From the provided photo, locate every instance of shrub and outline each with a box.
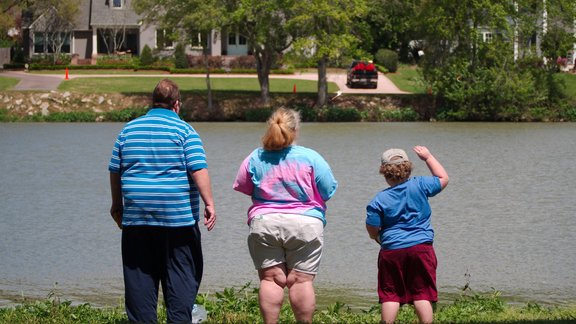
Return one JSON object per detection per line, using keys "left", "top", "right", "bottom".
{"left": 378, "top": 108, "right": 418, "bottom": 121}
{"left": 187, "top": 55, "right": 224, "bottom": 69}
{"left": 174, "top": 43, "right": 188, "bottom": 69}
{"left": 244, "top": 107, "right": 273, "bottom": 121}
{"left": 44, "top": 111, "right": 97, "bottom": 122}
{"left": 228, "top": 55, "right": 256, "bottom": 69}
{"left": 292, "top": 104, "right": 318, "bottom": 122}
{"left": 29, "top": 54, "right": 71, "bottom": 65}
{"left": 104, "top": 107, "right": 148, "bottom": 122}
{"left": 3, "top": 63, "right": 26, "bottom": 69}
{"left": 139, "top": 45, "right": 155, "bottom": 66}
{"left": 322, "top": 107, "right": 362, "bottom": 122}
{"left": 96, "top": 54, "right": 135, "bottom": 66}
{"left": 375, "top": 49, "right": 399, "bottom": 73}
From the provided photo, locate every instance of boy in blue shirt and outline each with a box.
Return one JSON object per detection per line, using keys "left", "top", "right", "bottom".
{"left": 366, "top": 146, "right": 448, "bottom": 324}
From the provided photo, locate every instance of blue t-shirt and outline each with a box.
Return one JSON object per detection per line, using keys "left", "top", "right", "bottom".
{"left": 366, "top": 176, "right": 442, "bottom": 250}
{"left": 108, "top": 108, "right": 207, "bottom": 227}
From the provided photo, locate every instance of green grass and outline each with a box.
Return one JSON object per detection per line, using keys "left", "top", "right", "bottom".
{"left": 33, "top": 69, "right": 170, "bottom": 75}
{"left": 1, "top": 286, "right": 575, "bottom": 323}
{"left": 57, "top": 76, "right": 337, "bottom": 94}
{"left": 0, "top": 76, "right": 20, "bottom": 90}
{"left": 385, "top": 64, "right": 427, "bottom": 94}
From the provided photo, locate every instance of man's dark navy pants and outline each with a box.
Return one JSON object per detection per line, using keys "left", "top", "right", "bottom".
{"left": 122, "top": 225, "right": 203, "bottom": 323}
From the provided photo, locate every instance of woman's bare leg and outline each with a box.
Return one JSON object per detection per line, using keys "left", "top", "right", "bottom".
{"left": 258, "top": 264, "right": 287, "bottom": 324}
{"left": 286, "top": 270, "right": 316, "bottom": 323}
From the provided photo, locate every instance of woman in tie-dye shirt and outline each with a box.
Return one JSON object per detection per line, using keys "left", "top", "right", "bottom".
{"left": 233, "top": 108, "right": 337, "bottom": 324}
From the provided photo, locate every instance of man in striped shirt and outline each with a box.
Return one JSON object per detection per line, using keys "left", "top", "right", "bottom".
{"left": 109, "top": 78, "right": 216, "bottom": 323}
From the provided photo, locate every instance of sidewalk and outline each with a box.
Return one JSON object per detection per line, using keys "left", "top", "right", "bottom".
{"left": 0, "top": 69, "right": 407, "bottom": 94}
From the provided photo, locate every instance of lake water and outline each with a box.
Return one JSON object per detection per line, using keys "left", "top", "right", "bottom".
{"left": 0, "top": 122, "right": 575, "bottom": 308}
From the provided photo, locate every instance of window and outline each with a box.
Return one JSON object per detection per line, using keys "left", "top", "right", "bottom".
{"left": 483, "top": 32, "right": 493, "bottom": 43}
{"left": 190, "top": 31, "right": 203, "bottom": 48}
{"left": 238, "top": 35, "right": 247, "bottom": 45}
{"left": 113, "top": 0, "right": 122, "bottom": 8}
{"left": 228, "top": 34, "right": 236, "bottom": 45}
{"left": 33, "top": 32, "right": 70, "bottom": 54}
{"left": 156, "top": 29, "right": 174, "bottom": 49}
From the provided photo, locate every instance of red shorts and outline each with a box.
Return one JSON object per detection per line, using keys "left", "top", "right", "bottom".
{"left": 377, "top": 243, "right": 437, "bottom": 304}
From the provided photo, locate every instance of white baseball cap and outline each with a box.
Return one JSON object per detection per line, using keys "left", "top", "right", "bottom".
{"left": 381, "top": 148, "right": 409, "bottom": 164}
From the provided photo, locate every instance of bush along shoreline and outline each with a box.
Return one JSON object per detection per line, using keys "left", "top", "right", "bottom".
{"left": 1, "top": 284, "right": 575, "bottom": 323}
{"left": 1, "top": 91, "right": 575, "bottom": 122}
{"left": 0, "top": 91, "right": 429, "bottom": 123}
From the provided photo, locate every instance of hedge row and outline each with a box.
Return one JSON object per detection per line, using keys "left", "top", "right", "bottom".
{"left": 6, "top": 64, "right": 294, "bottom": 75}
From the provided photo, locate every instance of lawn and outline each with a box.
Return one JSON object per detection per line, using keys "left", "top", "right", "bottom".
{"left": 58, "top": 76, "right": 337, "bottom": 94}
{"left": 385, "top": 65, "right": 427, "bottom": 94}
{"left": 0, "top": 76, "right": 20, "bottom": 90}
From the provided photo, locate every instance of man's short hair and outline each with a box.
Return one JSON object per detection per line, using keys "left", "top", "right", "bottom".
{"left": 152, "top": 78, "right": 180, "bottom": 109}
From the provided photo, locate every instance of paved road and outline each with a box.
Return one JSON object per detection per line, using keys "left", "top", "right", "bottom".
{"left": 0, "top": 70, "right": 407, "bottom": 94}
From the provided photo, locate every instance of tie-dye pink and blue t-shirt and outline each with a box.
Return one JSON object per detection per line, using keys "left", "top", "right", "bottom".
{"left": 233, "top": 145, "right": 338, "bottom": 225}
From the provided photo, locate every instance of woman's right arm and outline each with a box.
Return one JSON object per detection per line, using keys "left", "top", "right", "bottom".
{"left": 232, "top": 155, "right": 254, "bottom": 195}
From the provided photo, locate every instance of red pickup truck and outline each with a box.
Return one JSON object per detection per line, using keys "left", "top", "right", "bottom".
{"left": 346, "top": 60, "right": 378, "bottom": 88}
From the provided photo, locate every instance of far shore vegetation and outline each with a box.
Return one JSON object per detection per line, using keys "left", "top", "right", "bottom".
{"left": 1, "top": 284, "right": 575, "bottom": 323}
{"left": 2, "top": 65, "right": 576, "bottom": 122}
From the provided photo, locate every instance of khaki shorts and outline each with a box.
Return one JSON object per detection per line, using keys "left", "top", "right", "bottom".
{"left": 248, "top": 213, "right": 324, "bottom": 274}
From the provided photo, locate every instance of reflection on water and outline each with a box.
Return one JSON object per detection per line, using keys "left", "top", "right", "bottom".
{"left": 0, "top": 122, "right": 575, "bottom": 307}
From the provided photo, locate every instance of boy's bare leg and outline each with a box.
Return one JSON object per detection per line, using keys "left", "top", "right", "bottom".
{"left": 413, "top": 300, "right": 433, "bottom": 324}
{"left": 381, "top": 301, "right": 400, "bottom": 324}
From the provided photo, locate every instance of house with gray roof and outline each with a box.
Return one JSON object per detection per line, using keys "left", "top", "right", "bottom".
{"left": 22, "top": 0, "right": 248, "bottom": 64}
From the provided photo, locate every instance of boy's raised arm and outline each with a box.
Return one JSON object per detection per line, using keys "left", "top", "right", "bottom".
{"left": 413, "top": 146, "right": 449, "bottom": 189}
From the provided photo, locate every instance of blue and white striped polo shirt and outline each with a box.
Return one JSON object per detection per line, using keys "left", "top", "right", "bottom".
{"left": 108, "top": 108, "right": 207, "bottom": 227}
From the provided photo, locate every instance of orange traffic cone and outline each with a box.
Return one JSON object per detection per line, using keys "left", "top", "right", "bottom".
{"left": 65, "top": 67, "right": 69, "bottom": 80}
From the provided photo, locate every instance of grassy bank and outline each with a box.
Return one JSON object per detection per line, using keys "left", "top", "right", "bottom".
{"left": 1, "top": 285, "right": 575, "bottom": 323}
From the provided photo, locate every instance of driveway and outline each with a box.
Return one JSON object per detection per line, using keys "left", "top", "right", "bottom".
{"left": 0, "top": 69, "right": 407, "bottom": 94}
{"left": 1, "top": 70, "right": 63, "bottom": 91}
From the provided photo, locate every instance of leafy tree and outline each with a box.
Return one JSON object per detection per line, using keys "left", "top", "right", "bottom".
{"left": 415, "top": 0, "right": 575, "bottom": 120}
{"left": 514, "top": 0, "right": 576, "bottom": 60}
{"left": 134, "top": 0, "right": 225, "bottom": 109}
{"left": 1, "top": 3, "right": 17, "bottom": 45}
{"left": 226, "top": 0, "right": 293, "bottom": 105}
{"left": 363, "top": 0, "right": 423, "bottom": 62}
{"left": 287, "top": 0, "right": 368, "bottom": 107}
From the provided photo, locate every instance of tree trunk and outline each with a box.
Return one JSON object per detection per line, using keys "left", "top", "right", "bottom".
{"left": 203, "top": 50, "right": 213, "bottom": 110}
{"left": 256, "top": 49, "right": 272, "bottom": 106}
{"left": 317, "top": 56, "right": 328, "bottom": 107}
